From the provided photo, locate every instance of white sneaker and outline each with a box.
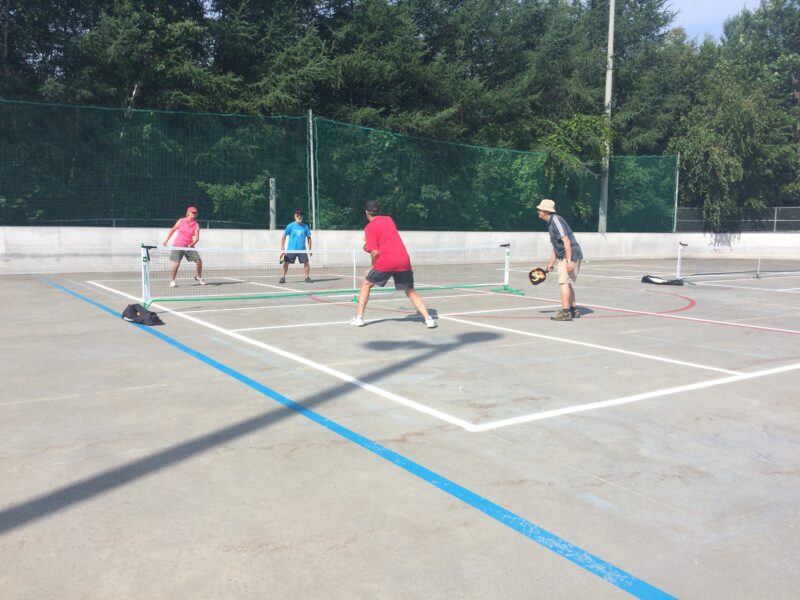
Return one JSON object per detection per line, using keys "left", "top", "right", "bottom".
{"left": 169, "top": 280, "right": 177, "bottom": 288}
{"left": 349, "top": 316, "right": 365, "bottom": 327}
{"left": 195, "top": 276, "right": 206, "bottom": 285}
{"left": 425, "top": 318, "right": 437, "bottom": 329}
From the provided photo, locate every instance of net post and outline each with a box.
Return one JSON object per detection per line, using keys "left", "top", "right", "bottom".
{"left": 492, "top": 243, "right": 524, "bottom": 295}
{"left": 677, "top": 241, "right": 687, "bottom": 280}
{"left": 141, "top": 244, "right": 153, "bottom": 308}
{"left": 351, "top": 249, "right": 359, "bottom": 302}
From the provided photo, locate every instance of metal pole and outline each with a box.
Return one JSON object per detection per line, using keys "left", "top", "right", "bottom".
{"left": 269, "top": 177, "right": 276, "bottom": 230}
{"left": 308, "top": 109, "right": 317, "bottom": 233}
{"left": 141, "top": 244, "right": 151, "bottom": 306}
{"left": 598, "top": 0, "right": 615, "bottom": 233}
{"left": 677, "top": 241, "right": 687, "bottom": 280}
{"left": 672, "top": 153, "right": 681, "bottom": 232}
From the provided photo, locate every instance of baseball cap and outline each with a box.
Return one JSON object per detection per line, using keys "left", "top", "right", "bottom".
{"left": 365, "top": 200, "right": 380, "bottom": 215}
{"left": 294, "top": 209, "right": 303, "bottom": 215}
{"left": 535, "top": 199, "right": 556, "bottom": 213}
{"left": 187, "top": 206, "right": 198, "bottom": 214}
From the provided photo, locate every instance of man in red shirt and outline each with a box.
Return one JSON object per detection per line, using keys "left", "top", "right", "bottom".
{"left": 350, "top": 200, "right": 437, "bottom": 328}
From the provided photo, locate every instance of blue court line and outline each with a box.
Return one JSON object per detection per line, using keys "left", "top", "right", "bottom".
{"left": 43, "top": 278, "right": 674, "bottom": 599}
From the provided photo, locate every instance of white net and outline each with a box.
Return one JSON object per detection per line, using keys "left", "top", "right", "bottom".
{"left": 142, "top": 244, "right": 515, "bottom": 305}
{"left": 675, "top": 242, "right": 799, "bottom": 280}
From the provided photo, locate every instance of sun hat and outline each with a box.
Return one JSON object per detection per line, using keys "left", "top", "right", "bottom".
{"left": 536, "top": 199, "right": 556, "bottom": 213}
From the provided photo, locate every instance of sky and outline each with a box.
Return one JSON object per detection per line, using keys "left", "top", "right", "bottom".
{"left": 667, "top": 0, "right": 761, "bottom": 40}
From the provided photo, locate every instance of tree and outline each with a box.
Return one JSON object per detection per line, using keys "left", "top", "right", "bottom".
{"left": 669, "top": 60, "right": 792, "bottom": 224}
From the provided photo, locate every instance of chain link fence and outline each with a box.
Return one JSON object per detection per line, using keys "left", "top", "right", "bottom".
{"left": 2, "top": 99, "right": 683, "bottom": 232}
{"left": 676, "top": 207, "right": 800, "bottom": 232}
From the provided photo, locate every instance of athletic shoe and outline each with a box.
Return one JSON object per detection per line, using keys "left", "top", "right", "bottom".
{"left": 425, "top": 318, "right": 437, "bottom": 329}
{"left": 570, "top": 307, "right": 581, "bottom": 318}
{"left": 305, "top": 277, "right": 312, "bottom": 283}
{"left": 195, "top": 276, "right": 205, "bottom": 285}
{"left": 349, "top": 316, "right": 365, "bottom": 327}
{"left": 279, "top": 277, "right": 286, "bottom": 284}
{"left": 169, "top": 280, "right": 176, "bottom": 288}
{"left": 550, "top": 310, "right": 572, "bottom": 321}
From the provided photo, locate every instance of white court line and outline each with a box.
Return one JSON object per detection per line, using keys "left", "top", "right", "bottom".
{"left": 221, "top": 276, "right": 297, "bottom": 292}
{"left": 472, "top": 362, "right": 800, "bottom": 430}
{"left": 439, "top": 315, "right": 739, "bottom": 375}
{"left": 573, "top": 300, "right": 800, "bottom": 335}
{"left": 234, "top": 320, "right": 353, "bottom": 331}
{"left": 690, "top": 280, "right": 800, "bottom": 294}
{"left": 86, "top": 279, "right": 789, "bottom": 432}
{"left": 230, "top": 304, "right": 552, "bottom": 331}
{"left": 442, "top": 304, "right": 553, "bottom": 317}
{"left": 86, "top": 281, "right": 479, "bottom": 431}
{"left": 185, "top": 291, "right": 490, "bottom": 314}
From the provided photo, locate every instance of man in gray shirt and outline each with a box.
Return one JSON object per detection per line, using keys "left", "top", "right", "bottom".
{"left": 536, "top": 199, "right": 583, "bottom": 321}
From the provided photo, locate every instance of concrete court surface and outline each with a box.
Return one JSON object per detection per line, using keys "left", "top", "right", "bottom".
{"left": 1, "top": 259, "right": 799, "bottom": 599}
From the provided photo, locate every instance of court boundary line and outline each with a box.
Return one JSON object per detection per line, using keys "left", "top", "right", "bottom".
{"left": 42, "top": 276, "right": 674, "bottom": 599}
{"left": 471, "top": 362, "right": 800, "bottom": 430}
{"left": 86, "top": 280, "right": 793, "bottom": 432}
{"left": 440, "top": 315, "right": 739, "bottom": 375}
{"left": 87, "top": 280, "right": 478, "bottom": 431}
{"left": 516, "top": 293, "right": 800, "bottom": 335}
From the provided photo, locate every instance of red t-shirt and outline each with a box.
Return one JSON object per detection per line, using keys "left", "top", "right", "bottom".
{"left": 364, "top": 216, "right": 412, "bottom": 272}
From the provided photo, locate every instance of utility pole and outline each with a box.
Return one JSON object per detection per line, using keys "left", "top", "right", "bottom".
{"left": 598, "top": 0, "right": 615, "bottom": 233}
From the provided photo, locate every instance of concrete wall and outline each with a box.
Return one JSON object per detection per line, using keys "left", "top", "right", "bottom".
{"left": 1, "top": 226, "right": 798, "bottom": 274}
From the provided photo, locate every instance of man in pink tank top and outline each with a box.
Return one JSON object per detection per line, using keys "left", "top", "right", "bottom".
{"left": 163, "top": 206, "right": 205, "bottom": 287}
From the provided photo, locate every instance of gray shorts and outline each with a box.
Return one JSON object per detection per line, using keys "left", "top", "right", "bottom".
{"left": 170, "top": 249, "right": 201, "bottom": 263}
{"left": 284, "top": 252, "right": 309, "bottom": 264}
{"left": 366, "top": 268, "right": 414, "bottom": 290}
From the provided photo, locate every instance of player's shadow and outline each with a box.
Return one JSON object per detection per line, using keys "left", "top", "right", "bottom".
{"left": 365, "top": 331, "right": 496, "bottom": 353}
{"left": 302, "top": 276, "right": 341, "bottom": 283}
{"left": 541, "top": 306, "right": 594, "bottom": 317}
{"left": 0, "top": 320, "right": 499, "bottom": 535}
{"left": 360, "top": 308, "right": 440, "bottom": 327}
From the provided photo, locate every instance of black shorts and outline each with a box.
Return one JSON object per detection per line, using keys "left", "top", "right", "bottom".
{"left": 285, "top": 252, "right": 309, "bottom": 264}
{"left": 366, "top": 268, "right": 414, "bottom": 290}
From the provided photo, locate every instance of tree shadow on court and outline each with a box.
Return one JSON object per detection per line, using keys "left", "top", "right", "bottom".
{"left": 0, "top": 330, "right": 499, "bottom": 535}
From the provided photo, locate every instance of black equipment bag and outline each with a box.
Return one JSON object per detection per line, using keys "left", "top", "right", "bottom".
{"left": 122, "top": 304, "right": 165, "bottom": 326}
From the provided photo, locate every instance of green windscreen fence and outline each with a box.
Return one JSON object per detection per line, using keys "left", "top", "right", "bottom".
{"left": 0, "top": 100, "right": 678, "bottom": 232}
{"left": 314, "top": 118, "right": 555, "bottom": 231}
{"left": 608, "top": 155, "right": 678, "bottom": 232}
{"left": 0, "top": 100, "right": 309, "bottom": 228}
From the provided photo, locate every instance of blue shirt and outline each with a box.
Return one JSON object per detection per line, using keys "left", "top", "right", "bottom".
{"left": 547, "top": 214, "right": 583, "bottom": 260}
{"left": 284, "top": 221, "right": 311, "bottom": 251}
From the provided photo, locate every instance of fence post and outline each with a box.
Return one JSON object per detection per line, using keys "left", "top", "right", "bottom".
{"left": 673, "top": 153, "right": 680, "bottom": 233}
{"left": 308, "top": 109, "right": 317, "bottom": 233}
{"left": 269, "top": 177, "right": 276, "bottom": 230}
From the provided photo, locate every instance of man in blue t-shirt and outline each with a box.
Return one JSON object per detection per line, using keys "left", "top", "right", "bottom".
{"left": 536, "top": 199, "right": 584, "bottom": 321}
{"left": 279, "top": 210, "right": 313, "bottom": 283}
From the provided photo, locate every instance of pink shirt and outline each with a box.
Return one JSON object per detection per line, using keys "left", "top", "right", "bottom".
{"left": 174, "top": 218, "right": 199, "bottom": 247}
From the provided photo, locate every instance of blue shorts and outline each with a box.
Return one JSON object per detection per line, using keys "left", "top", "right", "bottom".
{"left": 366, "top": 269, "right": 414, "bottom": 290}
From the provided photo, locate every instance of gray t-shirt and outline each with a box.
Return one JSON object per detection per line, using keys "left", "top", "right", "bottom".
{"left": 547, "top": 214, "right": 583, "bottom": 260}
